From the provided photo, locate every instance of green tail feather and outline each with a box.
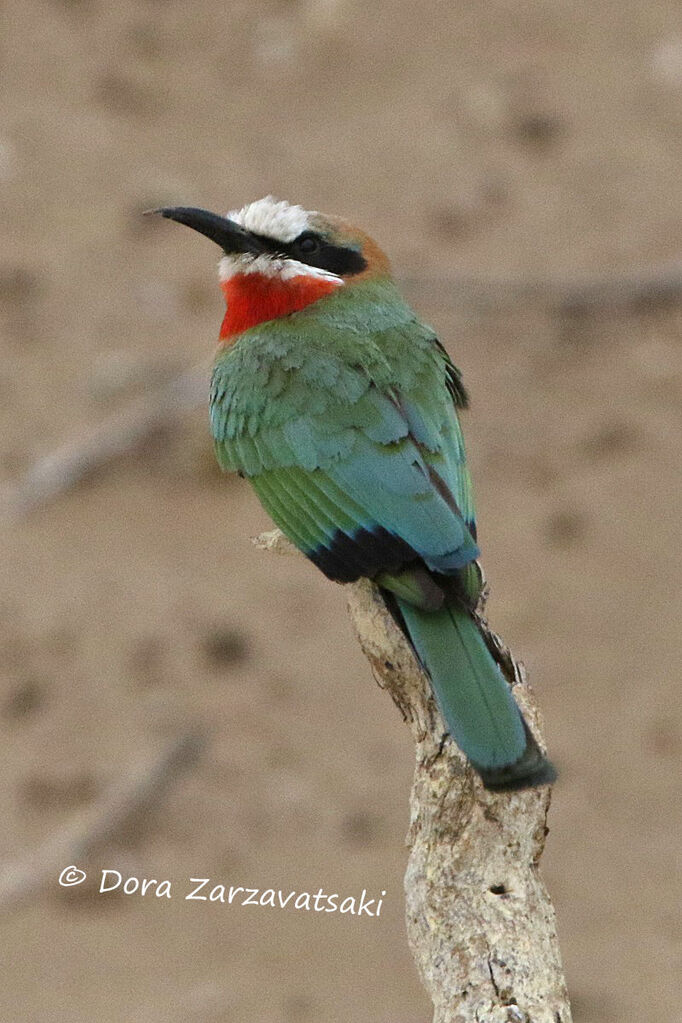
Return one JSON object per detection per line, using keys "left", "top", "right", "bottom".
{"left": 396, "top": 598, "right": 556, "bottom": 791}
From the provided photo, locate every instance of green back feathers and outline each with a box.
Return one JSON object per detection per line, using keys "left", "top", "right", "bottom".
{"left": 209, "top": 274, "right": 556, "bottom": 790}
{"left": 210, "top": 276, "right": 480, "bottom": 577}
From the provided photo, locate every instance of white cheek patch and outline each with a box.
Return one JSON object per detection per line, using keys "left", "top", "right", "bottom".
{"left": 228, "top": 196, "right": 312, "bottom": 243}
{"left": 218, "top": 252, "right": 344, "bottom": 285}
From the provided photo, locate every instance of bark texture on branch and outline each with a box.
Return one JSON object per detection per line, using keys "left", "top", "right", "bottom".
{"left": 256, "top": 529, "right": 571, "bottom": 1023}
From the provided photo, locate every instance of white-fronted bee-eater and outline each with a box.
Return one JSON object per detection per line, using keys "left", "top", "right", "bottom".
{"left": 157, "top": 196, "right": 556, "bottom": 791}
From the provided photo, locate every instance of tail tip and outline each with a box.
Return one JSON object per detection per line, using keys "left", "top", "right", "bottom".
{"left": 477, "top": 756, "right": 558, "bottom": 792}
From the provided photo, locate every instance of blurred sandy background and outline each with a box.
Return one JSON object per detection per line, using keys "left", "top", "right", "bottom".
{"left": 2, "top": 1, "right": 681, "bottom": 1021}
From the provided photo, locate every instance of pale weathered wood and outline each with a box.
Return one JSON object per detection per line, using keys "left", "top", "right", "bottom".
{"left": 257, "top": 528, "right": 572, "bottom": 1023}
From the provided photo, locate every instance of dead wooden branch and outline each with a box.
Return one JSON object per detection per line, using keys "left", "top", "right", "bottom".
{"left": 256, "top": 528, "right": 572, "bottom": 1023}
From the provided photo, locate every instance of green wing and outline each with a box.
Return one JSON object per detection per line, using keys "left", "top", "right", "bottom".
{"left": 211, "top": 322, "right": 479, "bottom": 585}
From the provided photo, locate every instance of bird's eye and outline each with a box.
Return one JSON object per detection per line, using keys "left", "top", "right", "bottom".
{"left": 296, "top": 234, "right": 320, "bottom": 255}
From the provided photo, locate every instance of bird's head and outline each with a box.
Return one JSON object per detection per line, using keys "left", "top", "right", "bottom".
{"left": 155, "top": 196, "right": 391, "bottom": 342}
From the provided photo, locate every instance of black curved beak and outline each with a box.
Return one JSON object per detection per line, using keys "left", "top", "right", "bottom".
{"left": 150, "top": 206, "right": 266, "bottom": 256}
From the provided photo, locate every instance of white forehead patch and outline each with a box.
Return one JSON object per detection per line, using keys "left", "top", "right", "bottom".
{"left": 228, "top": 196, "right": 313, "bottom": 243}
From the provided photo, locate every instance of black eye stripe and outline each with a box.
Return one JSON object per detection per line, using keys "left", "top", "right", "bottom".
{"left": 248, "top": 230, "right": 367, "bottom": 277}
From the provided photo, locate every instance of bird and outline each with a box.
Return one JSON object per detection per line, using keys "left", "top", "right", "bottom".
{"left": 155, "top": 196, "right": 556, "bottom": 791}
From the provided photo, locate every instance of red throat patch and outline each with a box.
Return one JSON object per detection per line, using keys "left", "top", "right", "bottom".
{"left": 219, "top": 272, "right": 340, "bottom": 341}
